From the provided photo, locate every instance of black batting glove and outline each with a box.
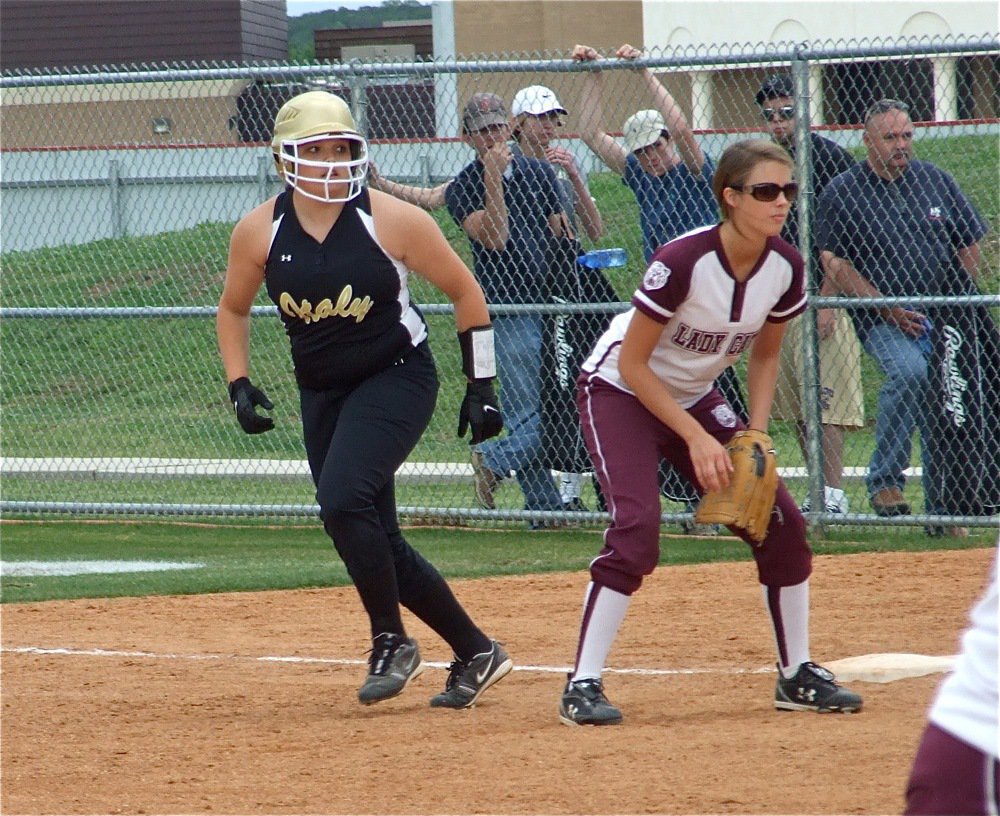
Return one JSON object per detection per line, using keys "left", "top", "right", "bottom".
{"left": 228, "top": 377, "right": 274, "bottom": 434}
{"left": 457, "top": 379, "right": 503, "bottom": 444}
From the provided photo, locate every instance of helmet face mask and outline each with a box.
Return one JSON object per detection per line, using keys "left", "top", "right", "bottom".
{"left": 277, "top": 132, "right": 369, "bottom": 203}
{"left": 270, "top": 91, "right": 369, "bottom": 203}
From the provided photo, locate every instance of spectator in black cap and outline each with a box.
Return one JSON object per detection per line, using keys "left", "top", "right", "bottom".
{"left": 756, "top": 74, "right": 864, "bottom": 518}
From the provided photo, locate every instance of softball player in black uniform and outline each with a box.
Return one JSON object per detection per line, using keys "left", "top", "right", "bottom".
{"left": 217, "top": 91, "right": 512, "bottom": 709}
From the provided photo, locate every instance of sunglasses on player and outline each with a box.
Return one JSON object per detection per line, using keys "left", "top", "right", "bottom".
{"left": 761, "top": 105, "right": 795, "bottom": 122}
{"left": 729, "top": 182, "right": 799, "bottom": 202}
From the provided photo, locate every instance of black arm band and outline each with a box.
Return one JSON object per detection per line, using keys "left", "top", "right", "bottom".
{"left": 458, "top": 325, "right": 497, "bottom": 381}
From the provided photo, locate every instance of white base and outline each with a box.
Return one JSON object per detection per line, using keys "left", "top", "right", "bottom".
{"left": 823, "top": 652, "right": 956, "bottom": 683}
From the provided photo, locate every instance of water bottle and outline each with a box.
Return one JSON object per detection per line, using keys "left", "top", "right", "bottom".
{"left": 907, "top": 306, "right": 934, "bottom": 357}
{"left": 577, "top": 248, "right": 627, "bottom": 269}
{"left": 915, "top": 317, "right": 934, "bottom": 357}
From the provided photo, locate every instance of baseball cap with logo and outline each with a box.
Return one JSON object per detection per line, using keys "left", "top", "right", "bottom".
{"left": 755, "top": 74, "right": 794, "bottom": 106}
{"left": 462, "top": 92, "right": 508, "bottom": 133}
{"left": 511, "top": 85, "right": 568, "bottom": 117}
{"left": 622, "top": 109, "right": 668, "bottom": 153}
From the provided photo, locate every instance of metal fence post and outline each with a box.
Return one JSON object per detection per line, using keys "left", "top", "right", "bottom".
{"left": 347, "top": 72, "right": 369, "bottom": 137}
{"left": 418, "top": 153, "right": 432, "bottom": 186}
{"left": 108, "top": 158, "right": 123, "bottom": 239}
{"left": 256, "top": 154, "right": 272, "bottom": 204}
{"left": 792, "top": 53, "right": 826, "bottom": 527}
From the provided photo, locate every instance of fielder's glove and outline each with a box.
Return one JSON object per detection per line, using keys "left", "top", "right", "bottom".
{"left": 695, "top": 429, "right": 778, "bottom": 543}
{"left": 228, "top": 377, "right": 274, "bottom": 434}
{"left": 457, "top": 379, "right": 503, "bottom": 445}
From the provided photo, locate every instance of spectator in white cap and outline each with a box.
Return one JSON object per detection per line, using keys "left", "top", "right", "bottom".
{"left": 510, "top": 84, "right": 607, "bottom": 513}
{"left": 442, "top": 90, "right": 572, "bottom": 524}
{"left": 370, "top": 85, "right": 603, "bottom": 245}
{"left": 510, "top": 84, "right": 603, "bottom": 243}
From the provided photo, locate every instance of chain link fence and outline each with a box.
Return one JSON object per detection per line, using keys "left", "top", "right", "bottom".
{"left": 2, "top": 36, "right": 997, "bottom": 531}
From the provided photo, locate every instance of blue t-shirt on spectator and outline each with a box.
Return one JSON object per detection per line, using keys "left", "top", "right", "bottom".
{"left": 814, "top": 159, "right": 988, "bottom": 339}
{"left": 446, "top": 154, "right": 562, "bottom": 305}
{"left": 623, "top": 153, "right": 718, "bottom": 262}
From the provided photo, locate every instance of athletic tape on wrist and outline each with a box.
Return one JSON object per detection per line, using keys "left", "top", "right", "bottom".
{"left": 459, "top": 325, "right": 496, "bottom": 380}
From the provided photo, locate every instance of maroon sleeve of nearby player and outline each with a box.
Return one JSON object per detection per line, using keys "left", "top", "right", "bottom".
{"left": 631, "top": 231, "right": 706, "bottom": 323}
{"left": 767, "top": 237, "right": 808, "bottom": 323}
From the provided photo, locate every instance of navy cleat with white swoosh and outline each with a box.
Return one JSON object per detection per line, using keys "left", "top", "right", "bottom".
{"left": 429, "top": 640, "right": 512, "bottom": 709}
{"left": 357, "top": 633, "right": 424, "bottom": 705}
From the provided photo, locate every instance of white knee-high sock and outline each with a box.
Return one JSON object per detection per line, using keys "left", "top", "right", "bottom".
{"left": 571, "top": 582, "right": 631, "bottom": 682}
{"left": 762, "top": 579, "right": 810, "bottom": 677}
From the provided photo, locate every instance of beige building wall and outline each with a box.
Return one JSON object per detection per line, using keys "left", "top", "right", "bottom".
{"left": 450, "top": 0, "right": 648, "bottom": 135}
{"left": 1, "top": 81, "right": 245, "bottom": 149}
{"left": 640, "top": 0, "right": 998, "bottom": 129}
{"left": 453, "top": 0, "right": 642, "bottom": 56}
{"left": 441, "top": 0, "right": 996, "bottom": 134}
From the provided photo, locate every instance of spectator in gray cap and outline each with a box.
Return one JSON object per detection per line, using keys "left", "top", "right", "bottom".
{"left": 572, "top": 42, "right": 748, "bottom": 535}
{"left": 444, "top": 91, "right": 571, "bottom": 525}
{"left": 371, "top": 86, "right": 609, "bottom": 517}
{"left": 572, "top": 42, "right": 717, "bottom": 262}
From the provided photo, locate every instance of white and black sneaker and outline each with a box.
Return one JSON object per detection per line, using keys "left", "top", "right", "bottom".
{"left": 357, "top": 633, "right": 424, "bottom": 705}
{"left": 429, "top": 640, "right": 513, "bottom": 709}
{"left": 559, "top": 676, "right": 623, "bottom": 726}
{"left": 800, "top": 486, "right": 849, "bottom": 515}
{"left": 774, "top": 661, "right": 863, "bottom": 713}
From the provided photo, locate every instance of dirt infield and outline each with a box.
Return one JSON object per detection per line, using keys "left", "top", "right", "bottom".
{"left": 2, "top": 546, "right": 993, "bottom": 815}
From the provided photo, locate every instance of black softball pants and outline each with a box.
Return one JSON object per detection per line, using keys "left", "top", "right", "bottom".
{"left": 299, "top": 343, "right": 490, "bottom": 658}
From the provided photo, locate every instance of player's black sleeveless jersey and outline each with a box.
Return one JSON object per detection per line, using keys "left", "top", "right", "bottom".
{"left": 264, "top": 188, "right": 429, "bottom": 389}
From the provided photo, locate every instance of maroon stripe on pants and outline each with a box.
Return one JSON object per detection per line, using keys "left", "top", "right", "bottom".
{"left": 766, "top": 586, "right": 789, "bottom": 668}
{"left": 577, "top": 374, "right": 811, "bottom": 596}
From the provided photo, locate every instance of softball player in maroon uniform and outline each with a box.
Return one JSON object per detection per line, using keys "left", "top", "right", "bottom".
{"left": 905, "top": 544, "right": 998, "bottom": 815}
{"left": 559, "top": 139, "right": 863, "bottom": 725}
{"left": 217, "top": 91, "right": 512, "bottom": 710}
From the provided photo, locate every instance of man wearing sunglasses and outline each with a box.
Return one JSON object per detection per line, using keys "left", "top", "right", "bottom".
{"left": 755, "top": 75, "right": 864, "bottom": 518}
{"left": 815, "top": 99, "right": 989, "bottom": 535}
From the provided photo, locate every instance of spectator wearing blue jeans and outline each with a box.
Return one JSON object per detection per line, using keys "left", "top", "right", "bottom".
{"left": 446, "top": 92, "right": 568, "bottom": 522}
{"left": 815, "top": 99, "right": 988, "bottom": 535}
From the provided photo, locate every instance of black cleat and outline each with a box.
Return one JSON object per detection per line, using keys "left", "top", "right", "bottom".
{"left": 559, "top": 676, "right": 623, "bottom": 726}
{"left": 774, "top": 661, "right": 863, "bottom": 713}
{"left": 430, "top": 640, "right": 512, "bottom": 709}
{"left": 357, "top": 633, "right": 424, "bottom": 705}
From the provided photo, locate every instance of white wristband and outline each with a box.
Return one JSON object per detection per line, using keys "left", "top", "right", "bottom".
{"left": 460, "top": 325, "right": 497, "bottom": 380}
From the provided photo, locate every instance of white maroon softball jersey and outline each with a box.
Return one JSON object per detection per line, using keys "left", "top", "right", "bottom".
{"left": 582, "top": 224, "right": 807, "bottom": 408}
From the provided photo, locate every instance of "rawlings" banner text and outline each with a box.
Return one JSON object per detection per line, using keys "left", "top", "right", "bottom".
{"left": 940, "top": 324, "right": 968, "bottom": 427}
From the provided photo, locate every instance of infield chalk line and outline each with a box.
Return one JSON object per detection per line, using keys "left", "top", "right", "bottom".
{"left": 1, "top": 645, "right": 764, "bottom": 676}
{"left": 0, "top": 457, "right": 920, "bottom": 482}
{"left": 2, "top": 645, "right": 955, "bottom": 683}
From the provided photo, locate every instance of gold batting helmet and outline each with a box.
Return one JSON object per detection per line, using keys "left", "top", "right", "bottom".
{"left": 271, "top": 91, "right": 369, "bottom": 203}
